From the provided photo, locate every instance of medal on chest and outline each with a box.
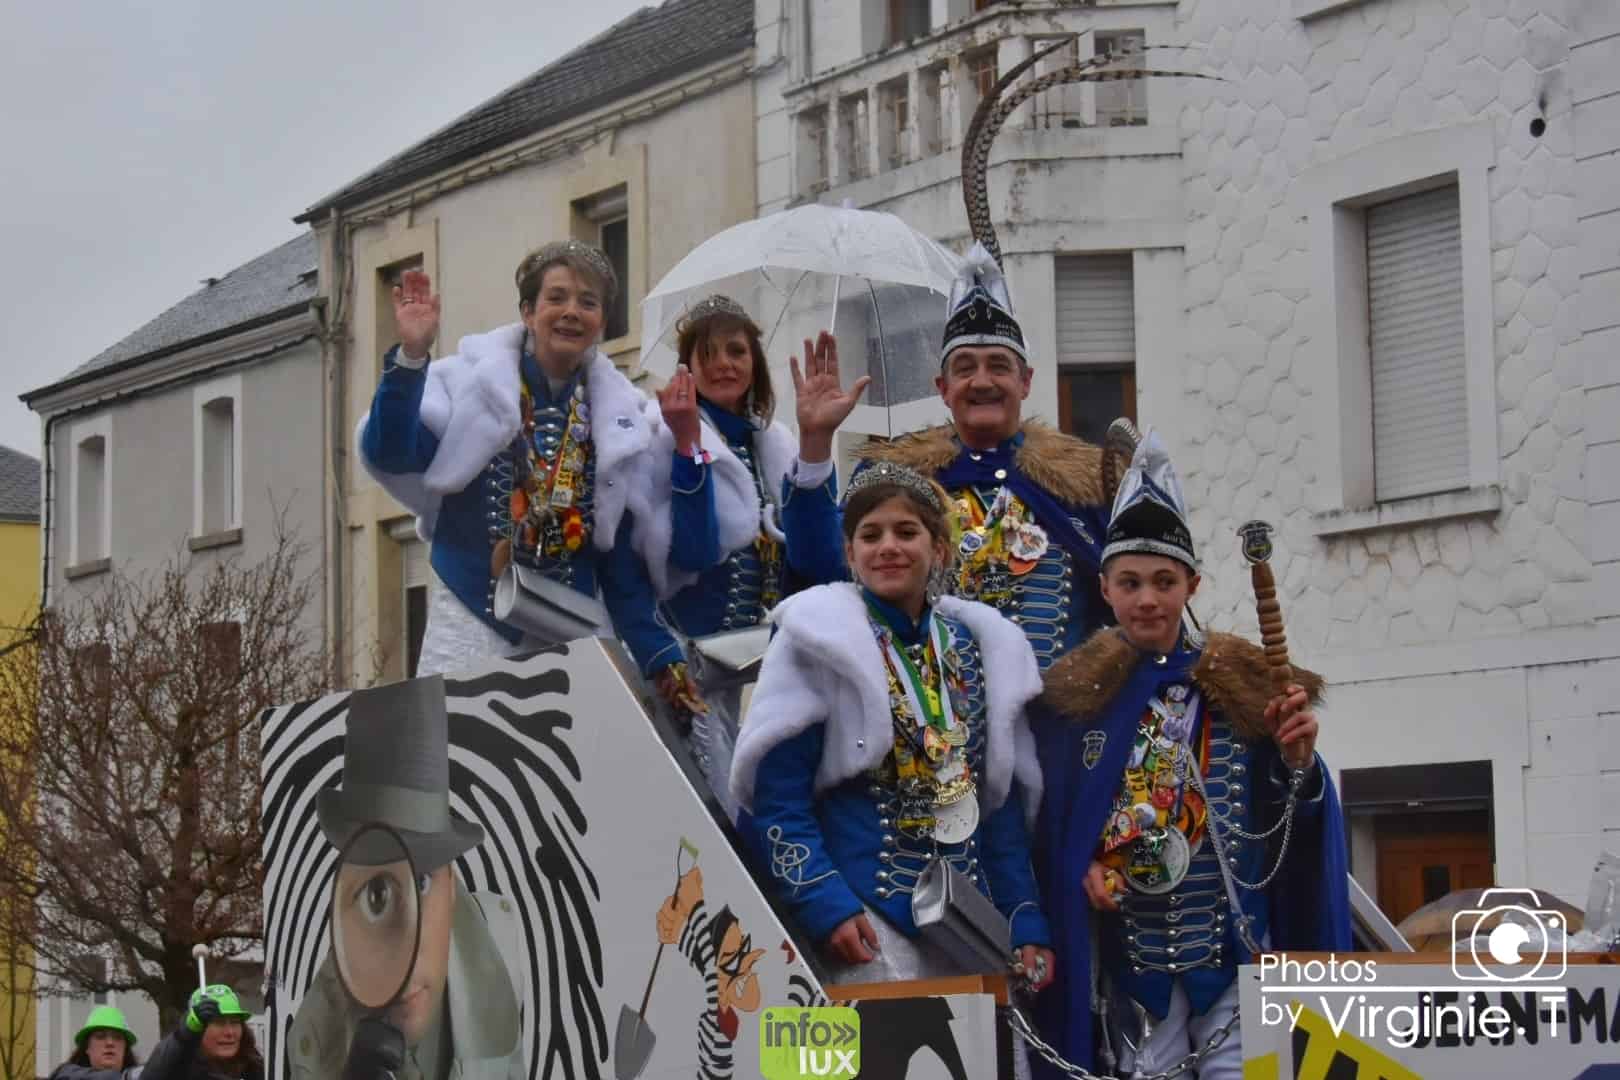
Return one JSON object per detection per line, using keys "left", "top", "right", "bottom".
{"left": 953, "top": 485, "right": 1049, "bottom": 604}
{"left": 877, "top": 618, "right": 978, "bottom": 844}
{"left": 1100, "top": 689, "right": 1208, "bottom": 893}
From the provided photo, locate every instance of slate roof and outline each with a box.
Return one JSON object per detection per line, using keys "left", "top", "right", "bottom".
{"left": 25, "top": 232, "right": 317, "bottom": 401}
{"left": 297, "top": 0, "right": 753, "bottom": 222}
{"left": 0, "top": 446, "right": 40, "bottom": 522}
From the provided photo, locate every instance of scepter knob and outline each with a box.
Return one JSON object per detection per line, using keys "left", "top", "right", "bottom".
{"left": 1237, "top": 520, "right": 1292, "bottom": 691}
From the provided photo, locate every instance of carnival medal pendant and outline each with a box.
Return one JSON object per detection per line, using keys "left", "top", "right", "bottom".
{"left": 1124, "top": 827, "right": 1191, "bottom": 895}
{"left": 932, "top": 782, "right": 980, "bottom": 845}
{"left": 1006, "top": 520, "right": 1049, "bottom": 575}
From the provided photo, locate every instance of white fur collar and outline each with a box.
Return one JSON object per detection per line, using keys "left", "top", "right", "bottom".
{"left": 730, "top": 583, "right": 1044, "bottom": 827}
{"left": 356, "top": 324, "right": 652, "bottom": 548}
{"left": 629, "top": 412, "right": 799, "bottom": 599}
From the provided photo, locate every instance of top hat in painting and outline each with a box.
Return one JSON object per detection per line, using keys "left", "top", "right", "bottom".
{"left": 317, "top": 675, "right": 485, "bottom": 871}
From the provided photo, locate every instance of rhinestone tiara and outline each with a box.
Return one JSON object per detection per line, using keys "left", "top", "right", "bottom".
{"left": 514, "top": 240, "right": 618, "bottom": 302}
{"left": 676, "top": 294, "right": 751, "bottom": 335}
{"left": 842, "top": 460, "right": 947, "bottom": 517}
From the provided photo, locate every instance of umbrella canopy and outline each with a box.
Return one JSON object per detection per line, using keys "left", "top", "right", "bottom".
{"left": 641, "top": 204, "right": 963, "bottom": 437}
{"left": 1396, "top": 887, "right": 1584, "bottom": 952}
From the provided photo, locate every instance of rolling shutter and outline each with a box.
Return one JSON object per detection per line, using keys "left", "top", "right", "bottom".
{"left": 1055, "top": 254, "right": 1136, "bottom": 366}
{"left": 403, "top": 537, "right": 428, "bottom": 590}
{"left": 1366, "top": 184, "right": 1468, "bottom": 502}
{"left": 388, "top": 519, "right": 429, "bottom": 589}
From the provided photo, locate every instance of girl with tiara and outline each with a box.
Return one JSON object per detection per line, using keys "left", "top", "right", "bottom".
{"left": 634, "top": 297, "right": 862, "bottom": 817}
{"left": 359, "top": 242, "right": 680, "bottom": 679}
{"left": 730, "top": 460, "right": 1055, "bottom": 990}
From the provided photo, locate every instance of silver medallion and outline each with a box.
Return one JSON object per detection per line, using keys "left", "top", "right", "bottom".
{"left": 1124, "top": 827, "right": 1191, "bottom": 895}
{"left": 932, "top": 795, "right": 980, "bottom": 845}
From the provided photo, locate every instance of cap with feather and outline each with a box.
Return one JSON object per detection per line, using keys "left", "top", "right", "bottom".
{"left": 940, "top": 241, "right": 1027, "bottom": 366}
{"left": 1102, "top": 429, "right": 1197, "bottom": 572}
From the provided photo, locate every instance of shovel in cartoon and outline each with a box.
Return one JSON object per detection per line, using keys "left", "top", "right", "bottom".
{"left": 614, "top": 836, "right": 699, "bottom": 1080}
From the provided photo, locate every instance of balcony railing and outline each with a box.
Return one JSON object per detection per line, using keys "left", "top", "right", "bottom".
{"left": 788, "top": 8, "right": 1172, "bottom": 200}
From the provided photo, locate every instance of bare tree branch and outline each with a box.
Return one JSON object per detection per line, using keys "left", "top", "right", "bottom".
{"left": 0, "top": 526, "right": 331, "bottom": 1029}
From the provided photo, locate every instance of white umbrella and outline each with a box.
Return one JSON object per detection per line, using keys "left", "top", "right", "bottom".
{"left": 641, "top": 203, "right": 963, "bottom": 437}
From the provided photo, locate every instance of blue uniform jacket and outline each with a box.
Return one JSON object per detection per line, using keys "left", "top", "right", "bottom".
{"left": 737, "top": 589, "right": 1050, "bottom": 950}
{"left": 663, "top": 399, "right": 843, "bottom": 637}
{"left": 850, "top": 425, "right": 1113, "bottom": 670}
{"left": 361, "top": 346, "right": 679, "bottom": 675}
{"left": 1030, "top": 629, "right": 1352, "bottom": 1076}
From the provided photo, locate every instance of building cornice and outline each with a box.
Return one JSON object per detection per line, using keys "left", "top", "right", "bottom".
{"left": 24, "top": 308, "right": 319, "bottom": 417}
{"left": 783, "top": 0, "right": 1179, "bottom": 98}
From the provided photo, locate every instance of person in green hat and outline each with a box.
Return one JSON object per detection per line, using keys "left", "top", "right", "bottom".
{"left": 49, "top": 1004, "right": 142, "bottom": 1079}
{"left": 139, "top": 984, "right": 264, "bottom": 1080}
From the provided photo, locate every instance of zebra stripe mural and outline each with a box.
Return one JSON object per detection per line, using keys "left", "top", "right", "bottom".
{"left": 259, "top": 640, "right": 825, "bottom": 1079}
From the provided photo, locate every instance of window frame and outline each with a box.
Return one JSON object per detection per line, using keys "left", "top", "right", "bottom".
{"left": 571, "top": 185, "right": 633, "bottom": 351}
{"left": 1297, "top": 120, "right": 1500, "bottom": 536}
{"left": 192, "top": 373, "right": 243, "bottom": 539}
{"left": 68, "top": 413, "right": 112, "bottom": 569}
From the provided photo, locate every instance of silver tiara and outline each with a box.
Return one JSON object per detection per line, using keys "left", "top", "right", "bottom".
{"left": 515, "top": 240, "right": 618, "bottom": 302}
{"left": 676, "top": 294, "right": 751, "bottom": 335}
{"left": 842, "top": 460, "right": 946, "bottom": 516}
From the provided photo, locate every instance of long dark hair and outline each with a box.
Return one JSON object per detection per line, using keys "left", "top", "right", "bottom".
{"left": 201, "top": 1022, "right": 265, "bottom": 1078}
{"left": 66, "top": 1038, "right": 139, "bottom": 1071}
{"left": 677, "top": 310, "right": 776, "bottom": 425}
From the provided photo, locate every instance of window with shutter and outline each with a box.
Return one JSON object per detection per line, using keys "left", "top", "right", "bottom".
{"left": 1055, "top": 254, "right": 1137, "bottom": 444}
{"left": 1365, "top": 184, "right": 1467, "bottom": 502}
{"left": 1055, "top": 254, "right": 1136, "bottom": 366}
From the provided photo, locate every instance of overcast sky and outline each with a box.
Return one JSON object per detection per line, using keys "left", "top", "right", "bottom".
{"left": 0, "top": 0, "right": 653, "bottom": 456}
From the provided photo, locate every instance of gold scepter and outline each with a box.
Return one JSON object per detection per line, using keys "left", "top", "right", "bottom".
{"left": 1237, "top": 520, "right": 1293, "bottom": 696}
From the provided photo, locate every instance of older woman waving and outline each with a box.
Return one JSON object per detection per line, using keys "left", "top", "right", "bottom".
{"left": 359, "top": 241, "right": 680, "bottom": 680}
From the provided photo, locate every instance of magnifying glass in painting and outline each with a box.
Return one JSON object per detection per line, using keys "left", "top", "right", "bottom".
{"left": 331, "top": 823, "right": 422, "bottom": 1080}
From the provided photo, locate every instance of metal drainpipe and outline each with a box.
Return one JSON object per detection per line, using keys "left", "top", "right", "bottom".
{"left": 37, "top": 412, "right": 57, "bottom": 615}
{"left": 326, "top": 208, "right": 349, "bottom": 686}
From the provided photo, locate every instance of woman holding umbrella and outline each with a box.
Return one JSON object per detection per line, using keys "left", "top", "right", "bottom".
{"left": 634, "top": 295, "right": 866, "bottom": 817}
{"left": 359, "top": 242, "right": 681, "bottom": 681}
{"left": 49, "top": 1005, "right": 143, "bottom": 1079}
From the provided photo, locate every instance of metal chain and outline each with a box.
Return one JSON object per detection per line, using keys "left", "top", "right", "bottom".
{"left": 1002, "top": 999, "right": 1240, "bottom": 1080}
{"left": 1189, "top": 763, "right": 1304, "bottom": 893}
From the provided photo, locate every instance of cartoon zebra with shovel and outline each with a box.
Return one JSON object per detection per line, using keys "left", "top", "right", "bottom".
{"left": 615, "top": 838, "right": 767, "bottom": 1080}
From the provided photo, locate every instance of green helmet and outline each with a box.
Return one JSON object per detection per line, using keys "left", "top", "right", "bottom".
{"left": 189, "top": 983, "right": 251, "bottom": 1022}
{"left": 75, "top": 1004, "right": 137, "bottom": 1049}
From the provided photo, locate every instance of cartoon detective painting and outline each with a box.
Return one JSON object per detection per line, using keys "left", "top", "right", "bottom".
{"left": 260, "top": 642, "right": 824, "bottom": 1080}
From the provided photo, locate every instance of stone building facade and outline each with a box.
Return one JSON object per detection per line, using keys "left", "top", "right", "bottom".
{"left": 752, "top": 0, "right": 1620, "bottom": 914}
{"left": 1173, "top": 0, "right": 1618, "bottom": 914}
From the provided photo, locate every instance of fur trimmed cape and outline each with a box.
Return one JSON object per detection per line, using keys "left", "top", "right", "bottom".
{"left": 730, "top": 583, "right": 1044, "bottom": 828}
{"left": 355, "top": 324, "right": 653, "bottom": 549}
{"left": 854, "top": 420, "right": 1108, "bottom": 508}
{"left": 1042, "top": 629, "right": 1325, "bottom": 742}
{"left": 627, "top": 411, "right": 798, "bottom": 600}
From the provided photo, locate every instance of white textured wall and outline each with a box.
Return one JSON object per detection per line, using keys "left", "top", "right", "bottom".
{"left": 1177, "top": 0, "right": 1620, "bottom": 906}
{"left": 1571, "top": 0, "right": 1620, "bottom": 902}
{"left": 1175, "top": 0, "right": 1592, "bottom": 652}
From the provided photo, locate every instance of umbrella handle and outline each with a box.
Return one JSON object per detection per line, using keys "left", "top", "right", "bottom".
{"left": 828, "top": 274, "right": 842, "bottom": 335}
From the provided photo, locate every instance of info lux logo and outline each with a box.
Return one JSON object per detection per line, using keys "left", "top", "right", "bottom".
{"left": 759, "top": 1007, "right": 861, "bottom": 1080}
